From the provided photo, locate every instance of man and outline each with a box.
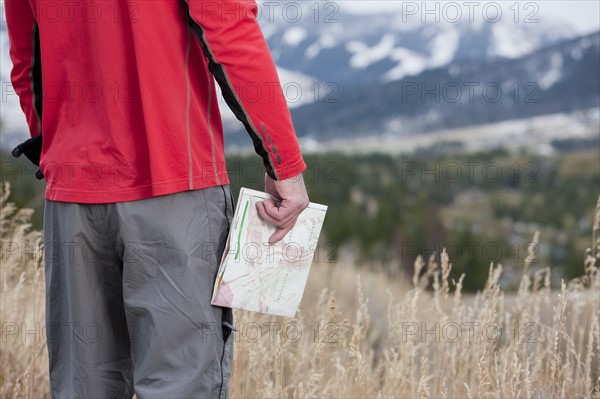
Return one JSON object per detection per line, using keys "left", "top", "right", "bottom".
{"left": 5, "top": 0, "right": 308, "bottom": 397}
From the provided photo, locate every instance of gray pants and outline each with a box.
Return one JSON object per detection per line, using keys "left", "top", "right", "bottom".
{"left": 43, "top": 186, "right": 235, "bottom": 399}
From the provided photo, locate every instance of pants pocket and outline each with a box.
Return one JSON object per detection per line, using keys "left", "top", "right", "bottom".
{"left": 222, "top": 307, "right": 235, "bottom": 343}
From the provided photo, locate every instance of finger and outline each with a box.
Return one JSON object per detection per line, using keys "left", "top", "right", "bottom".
{"left": 263, "top": 199, "right": 305, "bottom": 224}
{"left": 257, "top": 200, "right": 304, "bottom": 245}
{"left": 261, "top": 199, "right": 285, "bottom": 221}
{"left": 269, "top": 225, "right": 293, "bottom": 245}
{"left": 269, "top": 215, "right": 299, "bottom": 245}
{"left": 263, "top": 206, "right": 296, "bottom": 227}
{"left": 257, "top": 200, "right": 299, "bottom": 230}
{"left": 256, "top": 201, "right": 279, "bottom": 226}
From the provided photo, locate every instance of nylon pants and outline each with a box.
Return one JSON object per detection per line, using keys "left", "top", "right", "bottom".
{"left": 43, "top": 186, "right": 235, "bottom": 399}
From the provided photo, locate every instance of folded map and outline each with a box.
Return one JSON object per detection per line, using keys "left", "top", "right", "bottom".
{"left": 211, "top": 187, "right": 327, "bottom": 317}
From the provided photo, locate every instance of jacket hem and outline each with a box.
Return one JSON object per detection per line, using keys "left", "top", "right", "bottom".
{"left": 44, "top": 173, "right": 231, "bottom": 204}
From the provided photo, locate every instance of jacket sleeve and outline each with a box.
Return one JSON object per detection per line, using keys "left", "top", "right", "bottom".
{"left": 5, "top": 0, "right": 43, "bottom": 138}
{"left": 185, "top": 0, "right": 306, "bottom": 180}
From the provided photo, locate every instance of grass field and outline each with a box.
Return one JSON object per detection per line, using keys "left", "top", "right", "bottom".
{"left": 1, "top": 182, "right": 599, "bottom": 398}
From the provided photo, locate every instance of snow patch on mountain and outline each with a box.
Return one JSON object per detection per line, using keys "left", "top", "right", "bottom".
{"left": 282, "top": 27, "right": 307, "bottom": 46}
{"left": 567, "top": 35, "right": 597, "bottom": 63}
{"left": 346, "top": 34, "right": 396, "bottom": 69}
{"left": 429, "top": 28, "right": 460, "bottom": 67}
{"left": 538, "top": 52, "right": 563, "bottom": 90}
{"left": 372, "top": 26, "right": 459, "bottom": 80}
{"left": 275, "top": 67, "right": 320, "bottom": 108}
{"left": 489, "top": 20, "right": 578, "bottom": 60}
{"left": 305, "top": 33, "right": 337, "bottom": 59}
{"left": 382, "top": 48, "right": 428, "bottom": 82}
{"left": 490, "top": 23, "right": 539, "bottom": 58}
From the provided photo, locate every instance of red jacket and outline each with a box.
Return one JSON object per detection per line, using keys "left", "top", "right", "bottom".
{"left": 5, "top": 0, "right": 306, "bottom": 203}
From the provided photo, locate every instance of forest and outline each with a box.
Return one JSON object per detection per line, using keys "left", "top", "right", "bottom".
{"left": 2, "top": 147, "right": 598, "bottom": 291}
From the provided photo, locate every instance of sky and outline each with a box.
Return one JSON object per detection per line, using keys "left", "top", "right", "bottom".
{"left": 339, "top": 1, "right": 600, "bottom": 34}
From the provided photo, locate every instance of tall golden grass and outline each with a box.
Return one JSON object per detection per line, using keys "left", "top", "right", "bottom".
{"left": 1, "top": 181, "right": 599, "bottom": 398}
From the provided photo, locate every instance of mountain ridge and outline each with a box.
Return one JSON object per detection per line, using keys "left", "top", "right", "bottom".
{"left": 287, "top": 30, "right": 600, "bottom": 141}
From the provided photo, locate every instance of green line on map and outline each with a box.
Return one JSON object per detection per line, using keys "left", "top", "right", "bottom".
{"left": 235, "top": 200, "right": 249, "bottom": 261}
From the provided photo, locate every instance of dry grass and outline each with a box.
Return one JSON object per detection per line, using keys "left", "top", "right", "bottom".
{"left": 1, "top": 182, "right": 599, "bottom": 398}
{"left": 1, "top": 183, "right": 46, "bottom": 398}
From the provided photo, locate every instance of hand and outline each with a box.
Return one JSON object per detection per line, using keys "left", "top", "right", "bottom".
{"left": 256, "top": 172, "right": 309, "bottom": 245}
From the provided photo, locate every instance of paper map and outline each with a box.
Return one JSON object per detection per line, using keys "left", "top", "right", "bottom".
{"left": 211, "top": 188, "right": 327, "bottom": 317}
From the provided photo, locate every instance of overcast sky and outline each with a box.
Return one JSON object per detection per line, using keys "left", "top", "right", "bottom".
{"left": 339, "top": 1, "right": 600, "bottom": 34}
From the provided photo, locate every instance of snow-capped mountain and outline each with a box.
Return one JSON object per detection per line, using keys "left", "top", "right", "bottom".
{"left": 290, "top": 31, "right": 600, "bottom": 139}
{"left": 261, "top": 8, "right": 577, "bottom": 86}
